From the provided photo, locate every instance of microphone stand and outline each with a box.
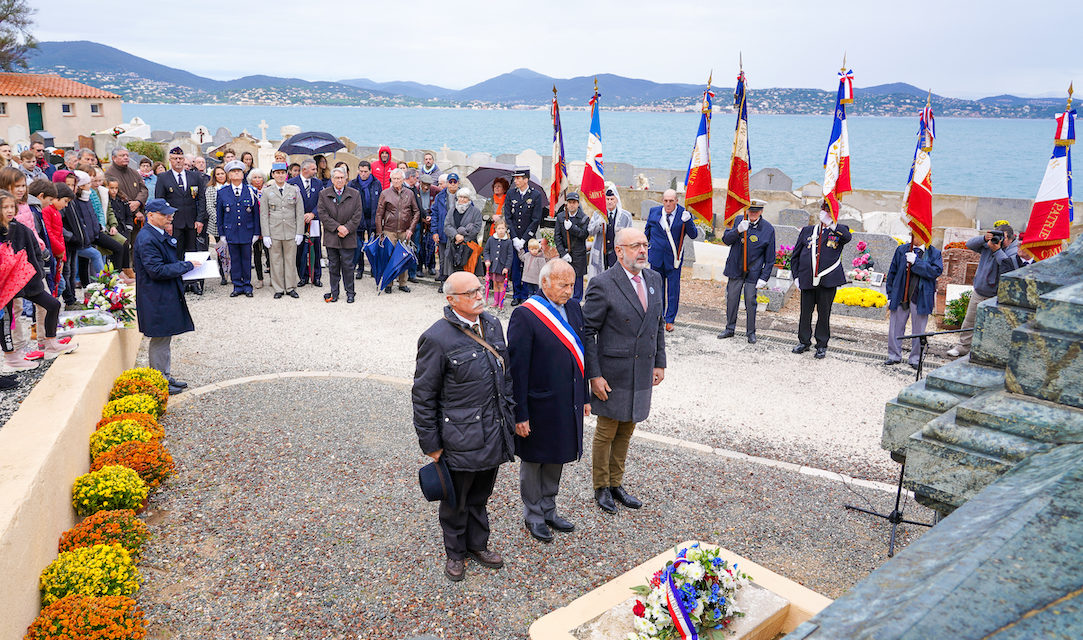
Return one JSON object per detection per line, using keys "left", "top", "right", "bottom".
{"left": 898, "top": 327, "right": 974, "bottom": 381}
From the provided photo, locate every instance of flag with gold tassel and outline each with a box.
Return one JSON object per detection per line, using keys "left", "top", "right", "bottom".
{"left": 1019, "top": 85, "right": 1075, "bottom": 261}
{"left": 902, "top": 96, "right": 935, "bottom": 244}
{"left": 723, "top": 65, "right": 750, "bottom": 228}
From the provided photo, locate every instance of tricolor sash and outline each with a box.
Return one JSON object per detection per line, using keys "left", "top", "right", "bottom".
{"left": 665, "top": 558, "right": 698, "bottom": 640}
{"left": 521, "top": 295, "right": 584, "bottom": 376}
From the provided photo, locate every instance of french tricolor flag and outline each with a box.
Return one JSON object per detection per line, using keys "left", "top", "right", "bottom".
{"left": 723, "top": 70, "right": 750, "bottom": 229}
{"left": 582, "top": 85, "right": 606, "bottom": 215}
{"left": 1020, "top": 107, "right": 1075, "bottom": 261}
{"left": 822, "top": 67, "right": 854, "bottom": 221}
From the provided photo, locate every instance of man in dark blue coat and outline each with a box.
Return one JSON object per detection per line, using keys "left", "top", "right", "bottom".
{"left": 719, "top": 199, "right": 775, "bottom": 343}
{"left": 508, "top": 259, "right": 588, "bottom": 543}
{"left": 133, "top": 199, "right": 197, "bottom": 395}
{"left": 502, "top": 167, "right": 546, "bottom": 305}
{"left": 884, "top": 233, "right": 943, "bottom": 367}
{"left": 430, "top": 174, "right": 461, "bottom": 289}
{"left": 288, "top": 159, "right": 323, "bottom": 287}
{"left": 349, "top": 160, "right": 382, "bottom": 279}
{"left": 790, "top": 201, "right": 852, "bottom": 358}
{"left": 645, "top": 188, "right": 699, "bottom": 331}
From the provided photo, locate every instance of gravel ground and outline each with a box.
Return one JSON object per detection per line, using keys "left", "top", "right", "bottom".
{"left": 0, "top": 356, "right": 55, "bottom": 430}
{"left": 140, "top": 377, "right": 929, "bottom": 640}
{"left": 159, "top": 274, "right": 919, "bottom": 483}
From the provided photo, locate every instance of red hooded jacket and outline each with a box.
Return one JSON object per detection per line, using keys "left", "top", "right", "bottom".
{"left": 370, "top": 145, "right": 394, "bottom": 190}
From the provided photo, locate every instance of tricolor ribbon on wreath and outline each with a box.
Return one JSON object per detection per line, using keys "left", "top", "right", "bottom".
{"left": 521, "top": 295, "right": 584, "bottom": 375}
{"left": 664, "top": 558, "right": 699, "bottom": 640}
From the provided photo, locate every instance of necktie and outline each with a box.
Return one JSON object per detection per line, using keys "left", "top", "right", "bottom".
{"left": 177, "top": 172, "right": 184, "bottom": 190}
{"left": 632, "top": 274, "right": 647, "bottom": 311}
{"left": 279, "top": 187, "right": 284, "bottom": 195}
{"left": 471, "top": 323, "right": 482, "bottom": 337}
{"left": 234, "top": 187, "right": 240, "bottom": 197}
{"left": 666, "top": 211, "right": 672, "bottom": 227}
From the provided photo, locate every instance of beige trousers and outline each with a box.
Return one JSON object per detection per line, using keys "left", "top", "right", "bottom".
{"left": 268, "top": 238, "right": 298, "bottom": 293}
{"left": 383, "top": 231, "right": 411, "bottom": 285}
{"left": 592, "top": 415, "right": 637, "bottom": 489}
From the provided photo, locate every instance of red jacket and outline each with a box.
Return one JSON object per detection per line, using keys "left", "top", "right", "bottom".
{"left": 42, "top": 204, "right": 66, "bottom": 258}
{"left": 370, "top": 145, "right": 394, "bottom": 190}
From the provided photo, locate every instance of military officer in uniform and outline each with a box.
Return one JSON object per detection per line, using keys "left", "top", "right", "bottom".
{"left": 502, "top": 167, "right": 545, "bottom": 305}
{"left": 260, "top": 162, "right": 305, "bottom": 299}
{"left": 216, "top": 160, "right": 261, "bottom": 297}
{"left": 588, "top": 184, "right": 633, "bottom": 277}
{"left": 790, "top": 200, "right": 852, "bottom": 358}
{"left": 155, "top": 146, "right": 207, "bottom": 293}
{"left": 553, "top": 192, "right": 590, "bottom": 301}
{"left": 718, "top": 199, "right": 775, "bottom": 343}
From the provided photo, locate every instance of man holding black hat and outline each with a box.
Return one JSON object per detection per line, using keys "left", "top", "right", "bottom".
{"left": 719, "top": 199, "right": 775, "bottom": 343}
{"left": 133, "top": 198, "right": 200, "bottom": 395}
{"left": 155, "top": 147, "right": 207, "bottom": 292}
{"left": 503, "top": 167, "right": 545, "bottom": 305}
{"left": 554, "top": 192, "right": 590, "bottom": 301}
{"left": 413, "top": 270, "right": 515, "bottom": 582}
{"left": 790, "top": 200, "right": 852, "bottom": 358}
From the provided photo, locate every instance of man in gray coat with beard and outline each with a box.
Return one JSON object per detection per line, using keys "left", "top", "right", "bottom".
{"left": 413, "top": 271, "right": 516, "bottom": 582}
{"left": 582, "top": 227, "right": 666, "bottom": 514}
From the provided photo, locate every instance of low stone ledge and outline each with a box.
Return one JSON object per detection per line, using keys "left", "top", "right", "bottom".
{"left": 0, "top": 328, "right": 142, "bottom": 640}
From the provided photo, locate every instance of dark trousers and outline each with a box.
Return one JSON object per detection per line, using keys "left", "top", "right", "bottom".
{"left": 325, "top": 247, "right": 355, "bottom": 296}
{"left": 2, "top": 293, "right": 60, "bottom": 349}
{"left": 173, "top": 226, "right": 198, "bottom": 259}
{"left": 297, "top": 235, "right": 322, "bottom": 283}
{"left": 798, "top": 286, "right": 837, "bottom": 348}
{"left": 252, "top": 237, "right": 269, "bottom": 281}
{"left": 725, "top": 278, "right": 758, "bottom": 335}
{"left": 94, "top": 234, "right": 128, "bottom": 270}
{"left": 61, "top": 250, "right": 76, "bottom": 304}
{"left": 227, "top": 242, "right": 253, "bottom": 293}
{"left": 571, "top": 268, "right": 584, "bottom": 302}
{"left": 657, "top": 262, "right": 681, "bottom": 324}
{"left": 520, "top": 462, "right": 564, "bottom": 524}
{"left": 511, "top": 248, "right": 528, "bottom": 299}
{"left": 439, "top": 467, "right": 498, "bottom": 560}
{"left": 354, "top": 229, "right": 373, "bottom": 276}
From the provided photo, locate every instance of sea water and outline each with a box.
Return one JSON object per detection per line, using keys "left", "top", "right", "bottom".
{"left": 125, "top": 103, "right": 1054, "bottom": 200}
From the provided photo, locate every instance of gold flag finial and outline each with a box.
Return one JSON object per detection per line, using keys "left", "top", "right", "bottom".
{"left": 594, "top": 77, "right": 598, "bottom": 93}
{"left": 926, "top": 89, "right": 932, "bottom": 106}
{"left": 1069, "top": 82, "right": 1074, "bottom": 110}
{"left": 841, "top": 52, "right": 847, "bottom": 71}
{"left": 553, "top": 84, "right": 557, "bottom": 97}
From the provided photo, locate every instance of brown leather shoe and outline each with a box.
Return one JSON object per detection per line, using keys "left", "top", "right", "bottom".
{"left": 445, "top": 558, "right": 465, "bottom": 582}
{"left": 665, "top": 322, "right": 675, "bottom": 332}
{"left": 468, "top": 548, "right": 504, "bottom": 569}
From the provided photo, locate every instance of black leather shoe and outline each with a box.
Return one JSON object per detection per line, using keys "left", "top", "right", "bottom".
{"left": 611, "top": 486, "right": 642, "bottom": 509}
{"left": 511, "top": 298, "right": 524, "bottom": 306}
{"left": 814, "top": 347, "right": 827, "bottom": 359}
{"left": 313, "top": 279, "right": 323, "bottom": 287}
{"left": 747, "top": 334, "right": 757, "bottom": 344}
{"left": 0, "top": 374, "right": 17, "bottom": 390}
{"left": 792, "top": 344, "right": 810, "bottom": 354}
{"left": 445, "top": 558, "right": 465, "bottom": 582}
{"left": 408, "top": 277, "right": 419, "bottom": 283}
{"left": 167, "top": 384, "right": 184, "bottom": 395}
{"left": 437, "top": 284, "right": 444, "bottom": 293}
{"left": 717, "top": 330, "right": 734, "bottom": 339}
{"left": 384, "top": 286, "right": 393, "bottom": 294}
{"left": 229, "top": 291, "right": 242, "bottom": 297}
{"left": 273, "top": 292, "right": 283, "bottom": 299}
{"left": 398, "top": 285, "right": 411, "bottom": 293}
{"left": 194, "top": 282, "right": 204, "bottom": 295}
{"left": 883, "top": 358, "right": 901, "bottom": 366}
{"left": 287, "top": 290, "right": 299, "bottom": 299}
{"left": 220, "top": 276, "right": 228, "bottom": 285}
{"left": 297, "top": 279, "right": 307, "bottom": 287}
{"left": 526, "top": 521, "right": 553, "bottom": 543}
{"left": 346, "top": 293, "right": 355, "bottom": 303}
{"left": 595, "top": 487, "right": 617, "bottom": 513}
{"left": 545, "top": 515, "right": 575, "bottom": 532}
{"left": 168, "top": 378, "right": 188, "bottom": 388}
{"left": 244, "top": 291, "right": 253, "bottom": 298}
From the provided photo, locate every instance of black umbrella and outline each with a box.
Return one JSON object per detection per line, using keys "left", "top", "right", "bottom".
{"left": 278, "top": 131, "right": 346, "bottom": 156}
{"left": 465, "top": 164, "right": 545, "bottom": 197}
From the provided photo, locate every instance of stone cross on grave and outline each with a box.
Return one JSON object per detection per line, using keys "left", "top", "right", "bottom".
{"left": 258, "top": 120, "right": 269, "bottom": 143}
{"left": 767, "top": 171, "right": 775, "bottom": 185}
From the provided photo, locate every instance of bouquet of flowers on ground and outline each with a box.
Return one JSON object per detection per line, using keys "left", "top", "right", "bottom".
{"left": 628, "top": 544, "right": 750, "bottom": 639}
{"left": 774, "top": 245, "right": 793, "bottom": 270}
{"left": 851, "top": 240, "right": 874, "bottom": 269}
{"left": 847, "top": 268, "right": 871, "bottom": 283}
{"left": 83, "top": 270, "right": 135, "bottom": 324}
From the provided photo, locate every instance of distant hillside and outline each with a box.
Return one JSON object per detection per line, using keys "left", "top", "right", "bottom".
{"left": 24, "top": 41, "right": 1070, "bottom": 118}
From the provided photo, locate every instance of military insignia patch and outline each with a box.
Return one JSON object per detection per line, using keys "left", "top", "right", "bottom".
{"left": 526, "top": 199, "right": 532, "bottom": 205}
{"left": 827, "top": 240, "right": 838, "bottom": 249}
{"left": 749, "top": 235, "right": 758, "bottom": 243}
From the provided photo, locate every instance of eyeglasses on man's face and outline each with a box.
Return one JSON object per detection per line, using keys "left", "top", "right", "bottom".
{"left": 619, "top": 242, "right": 649, "bottom": 251}
{"left": 449, "top": 286, "right": 484, "bottom": 298}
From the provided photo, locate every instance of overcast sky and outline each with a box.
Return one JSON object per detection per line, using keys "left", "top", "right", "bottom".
{"left": 33, "top": 0, "right": 1080, "bottom": 98}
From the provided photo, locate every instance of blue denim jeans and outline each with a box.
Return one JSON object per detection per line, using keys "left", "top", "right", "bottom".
{"left": 75, "top": 246, "right": 105, "bottom": 279}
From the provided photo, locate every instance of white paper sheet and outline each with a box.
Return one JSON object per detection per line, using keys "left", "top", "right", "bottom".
{"left": 309, "top": 220, "right": 321, "bottom": 237}
{"left": 182, "top": 251, "right": 218, "bottom": 280}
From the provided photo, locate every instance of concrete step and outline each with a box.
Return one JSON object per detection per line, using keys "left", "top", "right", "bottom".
{"left": 1007, "top": 324, "right": 1083, "bottom": 410}
{"left": 897, "top": 379, "right": 968, "bottom": 412}
{"left": 921, "top": 408, "right": 1054, "bottom": 462}
{"left": 903, "top": 431, "right": 1016, "bottom": 513}
{"left": 954, "top": 390, "right": 1083, "bottom": 444}
{"left": 971, "top": 299, "right": 1034, "bottom": 368}
{"left": 924, "top": 356, "right": 1005, "bottom": 397}
{"left": 1034, "top": 280, "right": 1083, "bottom": 336}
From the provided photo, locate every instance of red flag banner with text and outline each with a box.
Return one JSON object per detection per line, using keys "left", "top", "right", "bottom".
{"left": 1020, "top": 108, "right": 1075, "bottom": 260}
{"left": 723, "top": 71, "right": 749, "bottom": 228}
{"left": 684, "top": 87, "right": 714, "bottom": 226}
{"left": 822, "top": 67, "right": 854, "bottom": 221}
{"left": 902, "top": 101, "right": 935, "bottom": 245}
{"left": 581, "top": 88, "right": 606, "bottom": 214}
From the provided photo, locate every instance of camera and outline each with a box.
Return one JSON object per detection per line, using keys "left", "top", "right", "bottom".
{"left": 988, "top": 229, "right": 1005, "bottom": 243}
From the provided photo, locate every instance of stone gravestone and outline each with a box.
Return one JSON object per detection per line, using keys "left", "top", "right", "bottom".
{"left": 279, "top": 125, "right": 301, "bottom": 140}
{"left": 749, "top": 167, "right": 793, "bottom": 192}
{"left": 779, "top": 208, "right": 810, "bottom": 228}
{"left": 606, "top": 161, "right": 635, "bottom": 187}
{"left": 515, "top": 149, "right": 544, "bottom": 181}
{"left": 191, "top": 125, "right": 212, "bottom": 145}
{"left": 640, "top": 199, "right": 660, "bottom": 220}
{"left": 150, "top": 130, "right": 173, "bottom": 143}
{"left": 212, "top": 127, "right": 233, "bottom": 146}
{"left": 166, "top": 137, "right": 200, "bottom": 158}
{"left": 121, "top": 117, "right": 151, "bottom": 140}
{"left": 467, "top": 152, "right": 494, "bottom": 169}
{"left": 935, "top": 247, "right": 982, "bottom": 315}
{"left": 353, "top": 145, "right": 378, "bottom": 159}
{"left": 77, "top": 135, "right": 96, "bottom": 153}
{"left": 496, "top": 153, "right": 517, "bottom": 165}
{"left": 444, "top": 149, "right": 468, "bottom": 170}
{"left": 839, "top": 232, "right": 898, "bottom": 283}
{"left": 567, "top": 160, "right": 585, "bottom": 186}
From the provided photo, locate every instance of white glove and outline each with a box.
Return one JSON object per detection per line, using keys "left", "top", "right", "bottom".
{"left": 737, "top": 220, "right": 750, "bottom": 233}
{"left": 564, "top": 219, "right": 572, "bottom": 230}
{"left": 562, "top": 253, "right": 573, "bottom": 263}
{"left": 295, "top": 234, "right": 303, "bottom": 246}
{"left": 263, "top": 237, "right": 272, "bottom": 249}
{"left": 756, "top": 279, "right": 768, "bottom": 289}
{"left": 819, "top": 211, "right": 835, "bottom": 228}
{"left": 906, "top": 251, "right": 916, "bottom": 264}
{"left": 513, "top": 237, "right": 525, "bottom": 251}
{"left": 252, "top": 235, "right": 259, "bottom": 243}
{"left": 681, "top": 211, "right": 691, "bottom": 223}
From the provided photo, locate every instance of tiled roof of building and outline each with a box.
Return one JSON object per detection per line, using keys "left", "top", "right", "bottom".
{"left": 0, "top": 73, "right": 120, "bottom": 99}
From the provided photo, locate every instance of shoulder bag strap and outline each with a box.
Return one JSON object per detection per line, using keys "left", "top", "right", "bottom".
{"left": 455, "top": 324, "right": 505, "bottom": 370}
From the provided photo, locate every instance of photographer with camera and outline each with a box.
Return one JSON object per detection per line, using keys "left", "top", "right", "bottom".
{"left": 947, "top": 222, "right": 1018, "bottom": 358}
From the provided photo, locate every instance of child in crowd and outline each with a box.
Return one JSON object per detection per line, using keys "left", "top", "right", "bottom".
{"left": 46, "top": 184, "right": 73, "bottom": 304}
{"left": 27, "top": 180, "right": 63, "bottom": 295}
{"left": 19, "top": 150, "right": 45, "bottom": 182}
{"left": 516, "top": 237, "right": 547, "bottom": 298}
{"left": 483, "top": 219, "right": 512, "bottom": 308}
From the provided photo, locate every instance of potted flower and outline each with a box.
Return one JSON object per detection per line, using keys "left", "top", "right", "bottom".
{"left": 774, "top": 245, "right": 793, "bottom": 279}
{"left": 756, "top": 293, "right": 769, "bottom": 312}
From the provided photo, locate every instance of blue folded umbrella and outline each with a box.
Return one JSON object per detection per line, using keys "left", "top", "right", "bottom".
{"left": 363, "top": 236, "right": 393, "bottom": 286}
{"left": 378, "top": 240, "right": 418, "bottom": 293}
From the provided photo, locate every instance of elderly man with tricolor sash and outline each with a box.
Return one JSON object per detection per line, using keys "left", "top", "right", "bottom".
{"left": 507, "top": 259, "right": 589, "bottom": 543}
